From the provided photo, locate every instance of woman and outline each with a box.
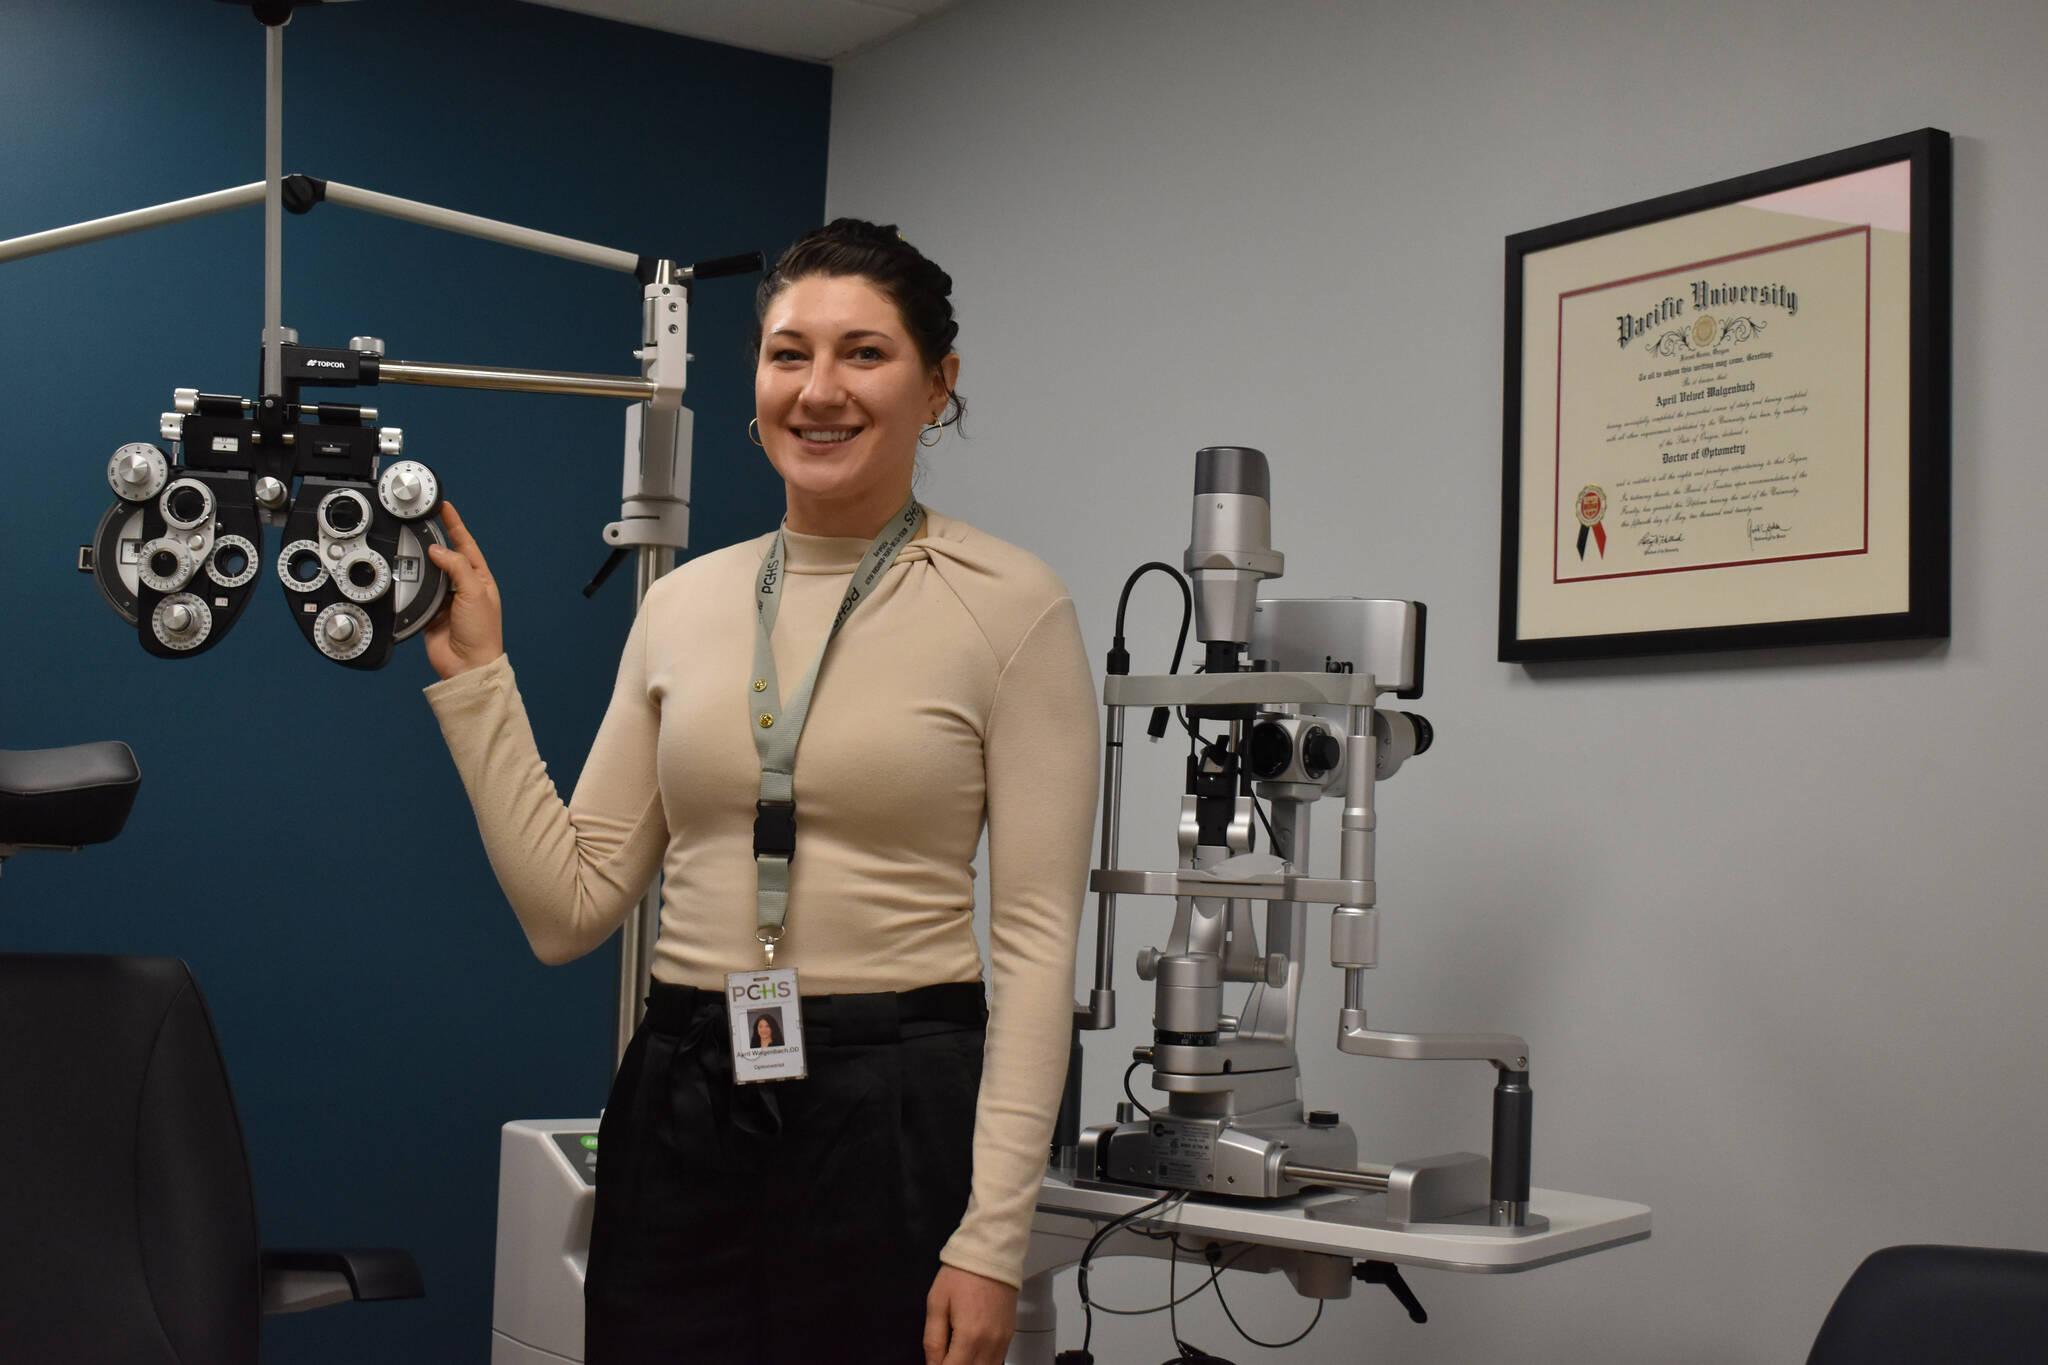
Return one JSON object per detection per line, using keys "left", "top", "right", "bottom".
{"left": 421, "top": 219, "right": 1098, "bottom": 1365}
{"left": 751, "top": 1011, "right": 784, "bottom": 1050}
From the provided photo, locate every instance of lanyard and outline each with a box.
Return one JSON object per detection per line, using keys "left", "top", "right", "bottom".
{"left": 749, "top": 495, "right": 923, "bottom": 964}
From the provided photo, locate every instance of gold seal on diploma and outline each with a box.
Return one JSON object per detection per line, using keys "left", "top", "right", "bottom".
{"left": 1575, "top": 485, "right": 1608, "bottom": 560}
{"left": 1577, "top": 485, "right": 1606, "bottom": 527}
{"left": 1692, "top": 314, "right": 1718, "bottom": 349}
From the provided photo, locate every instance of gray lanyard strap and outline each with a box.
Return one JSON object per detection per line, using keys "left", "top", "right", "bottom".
{"left": 749, "top": 496, "right": 923, "bottom": 963}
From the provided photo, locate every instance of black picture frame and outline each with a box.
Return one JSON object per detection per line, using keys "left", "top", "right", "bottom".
{"left": 1499, "top": 128, "right": 1951, "bottom": 663}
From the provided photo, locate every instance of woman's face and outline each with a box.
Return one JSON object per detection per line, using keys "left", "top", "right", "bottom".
{"left": 755, "top": 274, "right": 958, "bottom": 536}
{"left": 755, "top": 1016, "right": 774, "bottom": 1046}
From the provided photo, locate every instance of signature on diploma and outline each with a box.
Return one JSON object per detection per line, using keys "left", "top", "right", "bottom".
{"left": 1637, "top": 531, "right": 1684, "bottom": 555}
{"left": 1748, "top": 518, "right": 1791, "bottom": 548}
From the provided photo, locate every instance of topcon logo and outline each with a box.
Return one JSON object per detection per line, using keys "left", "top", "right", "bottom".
{"left": 306, "top": 359, "right": 347, "bottom": 369}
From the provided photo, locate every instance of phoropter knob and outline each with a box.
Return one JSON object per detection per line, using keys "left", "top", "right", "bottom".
{"left": 313, "top": 601, "right": 373, "bottom": 661}
{"left": 107, "top": 443, "right": 168, "bottom": 502}
{"left": 150, "top": 593, "right": 212, "bottom": 651}
{"left": 377, "top": 460, "right": 440, "bottom": 520}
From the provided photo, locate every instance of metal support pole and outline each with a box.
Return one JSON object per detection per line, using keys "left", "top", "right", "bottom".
{"left": 321, "top": 180, "right": 640, "bottom": 274}
{"left": 262, "top": 23, "right": 285, "bottom": 396}
{"left": 1086, "top": 706, "right": 1125, "bottom": 1029}
{"left": 1490, "top": 1069, "right": 1533, "bottom": 1226}
{"left": 615, "top": 543, "right": 676, "bottom": 1064}
{"left": 1278, "top": 1161, "right": 1393, "bottom": 1193}
{"left": 0, "top": 185, "right": 266, "bottom": 264}
{"left": 375, "top": 359, "right": 658, "bottom": 402}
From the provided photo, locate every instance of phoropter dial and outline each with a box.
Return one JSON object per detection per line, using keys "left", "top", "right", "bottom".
{"left": 334, "top": 547, "right": 393, "bottom": 603}
{"left": 277, "top": 538, "right": 329, "bottom": 593}
{"left": 107, "top": 443, "right": 168, "bottom": 503}
{"left": 160, "top": 477, "right": 215, "bottom": 531}
{"left": 313, "top": 601, "right": 373, "bottom": 662}
{"left": 317, "top": 488, "right": 373, "bottom": 541}
{"left": 137, "top": 538, "right": 200, "bottom": 594}
{"left": 150, "top": 592, "right": 213, "bottom": 651}
{"left": 206, "top": 533, "right": 260, "bottom": 589}
{"left": 377, "top": 460, "right": 441, "bottom": 521}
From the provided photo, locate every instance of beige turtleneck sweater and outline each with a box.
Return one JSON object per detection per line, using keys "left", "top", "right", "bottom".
{"left": 424, "top": 509, "right": 1099, "bottom": 1287}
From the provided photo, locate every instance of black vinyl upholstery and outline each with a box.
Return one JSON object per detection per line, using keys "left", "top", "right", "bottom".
{"left": 1806, "top": 1243, "right": 2048, "bottom": 1364}
{"left": 0, "top": 955, "right": 262, "bottom": 1363}
{"left": 0, "top": 741, "right": 142, "bottom": 847}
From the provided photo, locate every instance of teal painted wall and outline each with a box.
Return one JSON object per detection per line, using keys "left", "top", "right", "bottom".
{"left": 0, "top": 2, "right": 823, "bottom": 1358}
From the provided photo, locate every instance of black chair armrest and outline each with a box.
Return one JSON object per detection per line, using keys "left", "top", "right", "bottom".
{"left": 260, "top": 1247, "right": 424, "bottom": 1315}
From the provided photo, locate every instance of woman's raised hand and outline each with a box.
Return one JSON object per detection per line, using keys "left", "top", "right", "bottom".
{"left": 423, "top": 502, "right": 506, "bottom": 680}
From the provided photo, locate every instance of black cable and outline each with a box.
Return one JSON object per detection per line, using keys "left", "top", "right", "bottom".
{"left": 1077, "top": 1191, "right": 1186, "bottom": 1353}
{"left": 1112, "top": 562, "right": 1193, "bottom": 674}
{"left": 1211, "top": 1262, "right": 1326, "bottom": 1349}
{"left": 1083, "top": 1245, "right": 1250, "bottom": 1315}
{"left": 1121, "top": 1058, "right": 1152, "bottom": 1118}
{"left": 1168, "top": 1227, "right": 1184, "bottom": 1352}
{"left": 1110, "top": 562, "right": 1194, "bottom": 743}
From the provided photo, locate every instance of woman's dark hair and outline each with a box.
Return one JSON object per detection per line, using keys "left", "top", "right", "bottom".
{"left": 751, "top": 1011, "right": 784, "bottom": 1047}
{"left": 753, "top": 217, "right": 965, "bottom": 431}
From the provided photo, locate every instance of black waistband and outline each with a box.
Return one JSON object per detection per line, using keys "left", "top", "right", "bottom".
{"left": 643, "top": 979, "right": 986, "bottom": 1046}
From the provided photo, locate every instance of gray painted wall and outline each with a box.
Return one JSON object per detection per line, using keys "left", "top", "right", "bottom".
{"left": 826, "top": 1, "right": 2048, "bottom": 1360}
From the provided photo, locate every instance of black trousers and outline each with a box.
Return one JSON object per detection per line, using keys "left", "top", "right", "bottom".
{"left": 586, "top": 981, "right": 988, "bottom": 1365}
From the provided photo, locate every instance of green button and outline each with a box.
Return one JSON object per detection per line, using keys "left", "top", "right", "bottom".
{"left": 580, "top": 1135, "right": 599, "bottom": 1150}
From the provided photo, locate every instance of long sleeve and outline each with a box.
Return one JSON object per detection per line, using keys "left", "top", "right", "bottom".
{"left": 939, "top": 596, "right": 1100, "bottom": 1288}
{"left": 423, "top": 606, "right": 670, "bottom": 965}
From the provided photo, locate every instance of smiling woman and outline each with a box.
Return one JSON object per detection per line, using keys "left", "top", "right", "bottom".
{"left": 750, "top": 220, "right": 966, "bottom": 537}
{"left": 421, "top": 219, "right": 1099, "bottom": 1365}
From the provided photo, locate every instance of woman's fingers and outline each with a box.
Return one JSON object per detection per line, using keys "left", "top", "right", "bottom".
{"left": 439, "top": 501, "right": 495, "bottom": 582}
{"left": 421, "top": 504, "right": 507, "bottom": 678}
{"left": 427, "top": 540, "right": 472, "bottom": 591}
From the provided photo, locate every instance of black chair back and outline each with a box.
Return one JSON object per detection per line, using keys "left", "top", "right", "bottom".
{"left": 0, "top": 954, "right": 261, "bottom": 1364}
{"left": 1807, "top": 1243, "right": 2048, "bottom": 1364}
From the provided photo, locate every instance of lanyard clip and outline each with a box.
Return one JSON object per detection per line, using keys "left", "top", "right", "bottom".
{"left": 753, "top": 800, "right": 796, "bottom": 861}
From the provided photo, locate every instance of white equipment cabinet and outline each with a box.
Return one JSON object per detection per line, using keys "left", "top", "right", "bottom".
{"left": 492, "top": 1120, "right": 600, "bottom": 1365}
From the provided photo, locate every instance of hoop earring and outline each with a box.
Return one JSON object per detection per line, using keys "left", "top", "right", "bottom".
{"left": 747, "top": 418, "right": 764, "bottom": 447}
{"left": 919, "top": 423, "right": 943, "bottom": 449}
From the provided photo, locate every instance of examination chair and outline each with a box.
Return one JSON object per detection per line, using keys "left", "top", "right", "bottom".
{"left": 1805, "top": 1243, "right": 2048, "bottom": 1364}
{"left": 0, "top": 741, "right": 424, "bottom": 1364}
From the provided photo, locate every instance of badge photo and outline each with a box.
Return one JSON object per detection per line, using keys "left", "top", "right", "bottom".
{"left": 726, "top": 967, "right": 806, "bottom": 1084}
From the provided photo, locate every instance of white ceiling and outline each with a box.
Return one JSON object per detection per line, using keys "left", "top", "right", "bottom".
{"left": 522, "top": 0, "right": 961, "bottom": 64}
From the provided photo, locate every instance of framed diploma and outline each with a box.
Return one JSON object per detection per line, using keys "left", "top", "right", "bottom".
{"left": 1499, "top": 129, "right": 1951, "bottom": 662}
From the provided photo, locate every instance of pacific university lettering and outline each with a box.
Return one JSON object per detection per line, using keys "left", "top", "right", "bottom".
{"left": 1692, "top": 279, "right": 1797, "bottom": 316}
{"left": 1617, "top": 281, "right": 1799, "bottom": 348}
{"left": 1617, "top": 296, "right": 1685, "bottom": 349}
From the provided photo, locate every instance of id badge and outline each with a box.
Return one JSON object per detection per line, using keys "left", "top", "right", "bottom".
{"left": 726, "top": 967, "right": 806, "bottom": 1084}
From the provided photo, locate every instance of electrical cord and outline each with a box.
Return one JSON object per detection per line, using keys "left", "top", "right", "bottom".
{"left": 1111, "top": 562, "right": 1193, "bottom": 671}
{"left": 1168, "top": 1228, "right": 1184, "bottom": 1350}
{"left": 1210, "top": 1247, "right": 1327, "bottom": 1349}
{"left": 1109, "top": 562, "right": 1193, "bottom": 742}
{"left": 1064, "top": 1213, "right": 1332, "bottom": 1362}
{"left": 1121, "top": 1058, "right": 1152, "bottom": 1118}
{"left": 1076, "top": 1190, "right": 1188, "bottom": 1354}
{"left": 1082, "top": 1243, "right": 1252, "bottom": 1315}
